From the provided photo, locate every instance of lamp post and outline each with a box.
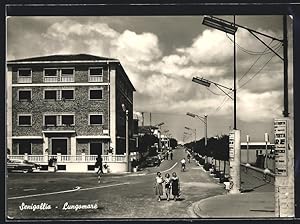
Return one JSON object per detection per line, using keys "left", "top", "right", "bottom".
{"left": 202, "top": 15, "right": 288, "bottom": 118}
{"left": 122, "top": 104, "right": 130, "bottom": 172}
{"left": 185, "top": 126, "right": 196, "bottom": 151}
{"left": 155, "top": 122, "right": 164, "bottom": 152}
{"left": 186, "top": 112, "right": 208, "bottom": 147}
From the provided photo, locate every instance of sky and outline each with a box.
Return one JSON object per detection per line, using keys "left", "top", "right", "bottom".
{"left": 6, "top": 16, "right": 294, "bottom": 143}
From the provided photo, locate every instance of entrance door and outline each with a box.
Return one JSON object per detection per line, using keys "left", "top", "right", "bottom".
{"left": 52, "top": 139, "right": 67, "bottom": 154}
{"left": 90, "top": 142, "right": 102, "bottom": 156}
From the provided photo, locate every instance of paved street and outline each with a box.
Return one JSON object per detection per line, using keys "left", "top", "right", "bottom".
{"left": 7, "top": 146, "right": 225, "bottom": 219}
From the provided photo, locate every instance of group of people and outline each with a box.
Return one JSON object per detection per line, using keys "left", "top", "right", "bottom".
{"left": 154, "top": 171, "right": 180, "bottom": 201}
{"left": 163, "top": 150, "right": 173, "bottom": 161}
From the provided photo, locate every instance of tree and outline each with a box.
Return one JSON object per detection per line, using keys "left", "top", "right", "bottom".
{"left": 169, "top": 138, "right": 178, "bottom": 149}
{"left": 138, "top": 134, "right": 159, "bottom": 153}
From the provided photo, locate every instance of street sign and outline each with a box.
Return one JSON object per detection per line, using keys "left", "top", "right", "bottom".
{"left": 229, "top": 131, "right": 235, "bottom": 159}
{"left": 274, "top": 119, "right": 288, "bottom": 176}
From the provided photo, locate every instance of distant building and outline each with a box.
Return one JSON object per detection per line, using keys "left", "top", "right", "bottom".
{"left": 240, "top": 142, "right": 274, "bottom": 164}
{"left": 6, "top": 54, "right": 135, "bottom": 173}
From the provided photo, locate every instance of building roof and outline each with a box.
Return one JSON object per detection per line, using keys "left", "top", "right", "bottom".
{"left": 8, "top": 54, "right": 136, "bottom": 91}
{"left": 8, "top": 54, "right": 117, "bottom": 63}
{"left": 138, "top": 125, "right": 159, "bottom": 134}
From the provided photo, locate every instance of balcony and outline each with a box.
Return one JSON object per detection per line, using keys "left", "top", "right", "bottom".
{"left": 42, "top": 124, "right": 76, "bottom": 133}
{"left": 88, "top": 75, "right": 103, "bottom": 82}
{"left": 18, "top": 76, "right": 32, "bottom": 83}
{"left": 8, "top": 154, "right": 126, "bottom": 163}
{"left": 44, "top": 75, "right": 75, "bottom": 83}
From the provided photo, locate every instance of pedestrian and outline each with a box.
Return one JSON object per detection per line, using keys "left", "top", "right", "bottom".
{"left": 164, "top": 173, "right": 171, "bottom": 201}
{"left": 170, "top": 151, "right": 173, "bottom": 160}
{"left": 154, "top": 172, "right": 164, "bottom": 201}
{"left": 171, "top": 172, "right": 180, "bottom": 201}
{"left": 180, "top": 158, "right": 186, "bottom": 172}
{"left": 187, "top": 153, "right": 191, "bottom": 163}
{"left": 166, "top": 151, "right": 169, "bottom": 160}
{"left": 95, "top": 155, "right": 103, "bottom": 183}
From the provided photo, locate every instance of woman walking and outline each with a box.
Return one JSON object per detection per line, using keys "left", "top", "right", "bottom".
{"left": 164, "top": 173, "right": 171, "bottom": 201}
{"left": 154, "top": 172, "right": 164, "bottom": 201}
{"left": 171, "top": 172, "right": 180, "bottom": 201}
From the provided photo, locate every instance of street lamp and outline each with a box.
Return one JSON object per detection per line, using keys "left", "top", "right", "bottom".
{"left": 202, "top": 15, "right": 237, "bottom": 130}
{"left": 186, "top": 112, "right": 208, "bottom": 147}
{"left": 155, "top": 122, "right": 165, "bottom": 152}
{"left": 202, "top": 15, "right": 288, "bottom": 118}
{"left": 187, "top": 112, "right": 208, "bottom": 163}
{"left": 185, "top": 126, "right": 196, "bottom": 151}
{"left": 121, "top": 103, "right": 130, "bottom": 172}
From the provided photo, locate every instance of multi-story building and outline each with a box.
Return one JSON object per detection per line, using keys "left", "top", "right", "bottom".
{"left": 6, "top": 54, "right": 135, "bottom": 173}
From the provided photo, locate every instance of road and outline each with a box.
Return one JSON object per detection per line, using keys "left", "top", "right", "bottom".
{"left": 7, "top": 146, "right": 225, "bottom": 219}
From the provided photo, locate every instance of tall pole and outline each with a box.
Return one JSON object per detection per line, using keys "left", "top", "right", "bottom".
{"left": 204, "top": 115, "right": 208, "bottom": 147}
{"left": 125, "top": 110, "right": 129, "bottom": 172}
{"left": 141, "top": 112, "right": 144, "bottom": 126}
{"left": 283, "top": 15, "right": 289, "bottom": 117}
{"left": 246, "top": 135, "right": 250, "bottom": 166}
{"left": 233, "top": 15, "right": 237, "bottom": 130}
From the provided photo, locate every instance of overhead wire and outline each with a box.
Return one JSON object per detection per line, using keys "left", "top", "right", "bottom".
{"left": 238, "top": 45, "right": 282, "bottom": 89}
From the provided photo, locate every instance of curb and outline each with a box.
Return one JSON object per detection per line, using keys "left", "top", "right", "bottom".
{"left": 192, "top": 194, "right": 225, "bottom": 218}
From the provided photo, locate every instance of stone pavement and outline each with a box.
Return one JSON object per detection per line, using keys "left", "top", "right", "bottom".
{"left": 193, "top": 191, "right": 275, "bottom": 218}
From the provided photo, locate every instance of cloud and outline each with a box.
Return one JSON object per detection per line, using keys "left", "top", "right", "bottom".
{"left": 237, "top": 89, "right": 282, "bottom": 122}
{"left": 111, "top": 30, "right": 162, "bottom": 63}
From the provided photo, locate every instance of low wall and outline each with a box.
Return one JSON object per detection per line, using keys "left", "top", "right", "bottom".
{"left": 241, "top": 163, "right": 275, "bottom": 184}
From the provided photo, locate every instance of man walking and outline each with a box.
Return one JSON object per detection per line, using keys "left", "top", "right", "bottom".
{"left": 170, "top": 151, "right": 173, "bottom": 160}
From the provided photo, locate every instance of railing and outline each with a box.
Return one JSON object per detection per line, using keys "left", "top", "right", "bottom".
{"left": 18, "top": 77, "right": 32, "bottom": 83}
{"left": 8, "top": 154, "right": 126, "bottom": 163}
{"left": 88, "top": 75, "right": 103, "bottom": 82}
{"left": 61, "top": 75, "right": 74, "bottom": 82}
{"left": 44, "top": 76, "right": 59, "bottom": 82}
{"left": 44, "top": 75, "right": 74, "bottom": 83}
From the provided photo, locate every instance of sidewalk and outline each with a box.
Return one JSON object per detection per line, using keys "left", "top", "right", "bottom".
{"left": 193, "top": 191, "right": 275, "bottom": 218}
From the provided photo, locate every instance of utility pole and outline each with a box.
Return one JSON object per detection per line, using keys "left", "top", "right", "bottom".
{"left": 141, "top": 112, "right": 144, "bottom": 126}
{"left": 150, "top": 112, "right": 152, "bottom": 126}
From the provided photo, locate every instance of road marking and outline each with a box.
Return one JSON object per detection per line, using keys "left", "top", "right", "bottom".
{"left": 23, "top": 188, "right": 37, "bottom": 191}
{"left": 147, "top": 162, "right": 178, "bottom": 175}
{"left": 8, "top": 182, "right": 130, "bottom": 200}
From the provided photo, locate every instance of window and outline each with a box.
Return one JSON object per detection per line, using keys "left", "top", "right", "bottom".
{"left": 45, "top": 115, "right": 57, "bottom": 126}
{"left": 44, "top": 90, "right": 57, "bottom": 100}
{"left": 44, "top": 68, "right": 74, "bottom": 82}
{"left": 89, "top": 68, "right": 103, "bottom": 76}
{"left": 62, "top": 115, "right": 74, "bottom": 126}
{"left": 18, "top": 90, "right": 31, "bottom": 101}
{"left": 61, "top": 68, "right": 74, "bottom": 75}
{"left": 19, "top": 142, "right": 31, "bottom": 155}
{"left": 44, "top": 89, "right": 74, "bottom": 100}
{"left": 18, "top": 69, "right": 32, "bottom": 83}
{"left": 18, "top": 115, "right": 32, "bottom": 126}
{"left": 44, "top": 114, "right": 75, "bottom": 126}
{"left": 89, "top": 67, "right": 103, "bottom": 82}
{"left": 18, "top": 69, "right": 31, "bottom": 77}
{"left": 62, "top": 90, "right": 74, "bottom": 100}
{"left": 44, "top": 68, "right": 58, "bottom": 77}
{"left": 89, "top": 89, "right": 103, "bottom": 100}
{"left": 89, "top": 114, "right": 103, "bottom": 125}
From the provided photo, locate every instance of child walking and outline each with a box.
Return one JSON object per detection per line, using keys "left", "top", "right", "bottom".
{"left": 154, "top": 172, "right": 164, "bottom": 201}
{"left": 171, "top": 172, "right": 180, "bottom": 201}
{"left": 164, "top": 173, "right": 171, "bottom": 201}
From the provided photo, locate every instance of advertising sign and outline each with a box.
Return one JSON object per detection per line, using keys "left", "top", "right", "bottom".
{"left": 229, "top": 131, "right": 235, "bottom": 159}
{"left": 274, "top": 119, "right": 288, "bottom": 176}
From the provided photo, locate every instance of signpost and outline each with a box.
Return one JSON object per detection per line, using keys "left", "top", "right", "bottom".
{"left": 228, "top": 130, "right": 241, "bottom": 194}
{"left": 274, "top": 118, "right": 294, "bottom": 217}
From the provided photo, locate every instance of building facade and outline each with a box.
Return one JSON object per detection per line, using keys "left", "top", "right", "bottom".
{"left": 6, "top": 54, "right": 135, "bottom": 173}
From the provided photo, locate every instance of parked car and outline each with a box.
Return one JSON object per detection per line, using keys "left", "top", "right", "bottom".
{"left": 7, "top": 159, "right": 40, "bottom": 173}
{"left": 145, "top": 156, "right": 160, "bottom": 167}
